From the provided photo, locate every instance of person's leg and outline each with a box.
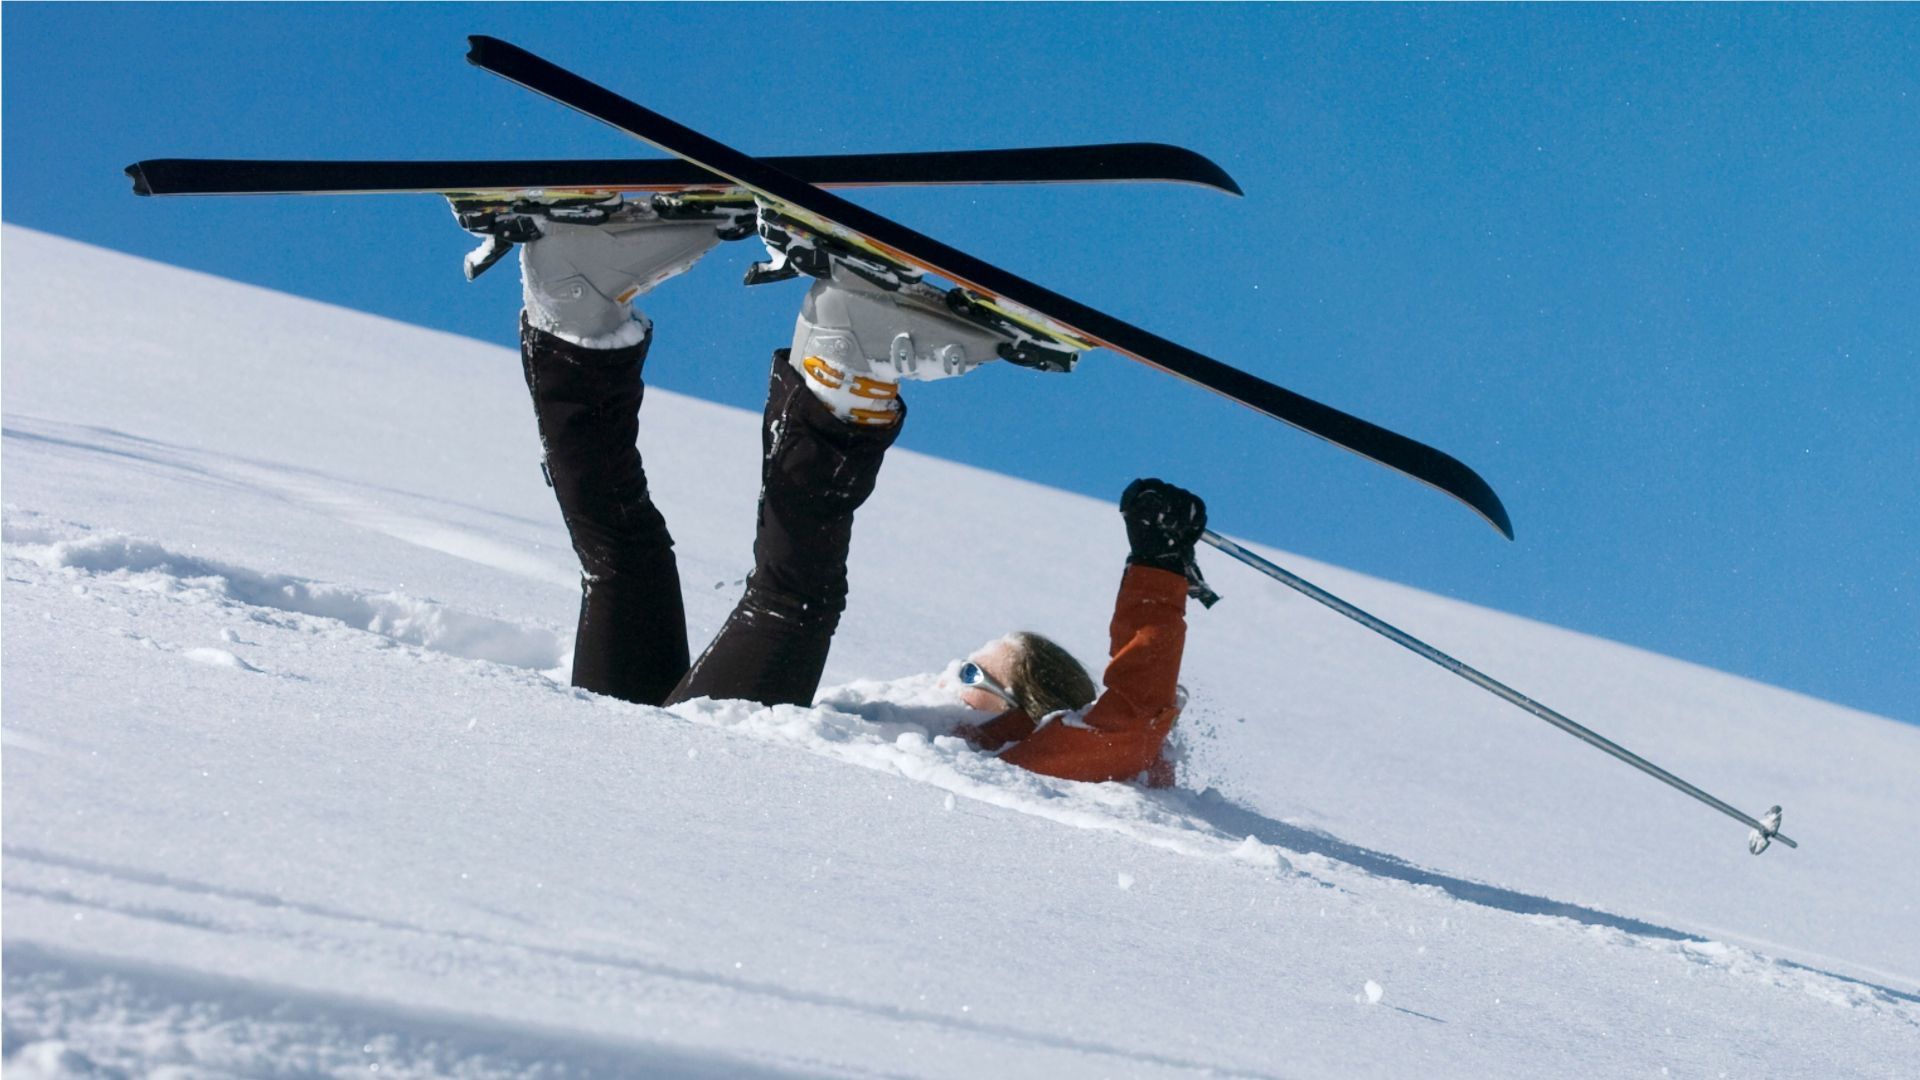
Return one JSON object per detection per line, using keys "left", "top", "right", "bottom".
{"left": 668, "top": 349, "right": 904, "bottom": 707}
{"left": 665, "top": 214, "right": 1069, "bottom": 708}
{"left": 521, "top": 318, "right": 691, "bottom": 705}
{"left": 474, "top": 203, "right": 724, "bottom": 705}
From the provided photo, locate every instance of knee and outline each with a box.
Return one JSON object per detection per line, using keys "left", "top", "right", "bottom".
{"left": 553, "top": 470, "right": 674, "bottom": 579}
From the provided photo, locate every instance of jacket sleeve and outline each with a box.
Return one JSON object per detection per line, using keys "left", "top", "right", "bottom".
{"left": 998, "top": 564, "right": 1187, "bottom": 785}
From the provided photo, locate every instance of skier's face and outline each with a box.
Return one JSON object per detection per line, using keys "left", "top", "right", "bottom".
{"left": 957, "top": 640, "right": 1017, "bottom": 712}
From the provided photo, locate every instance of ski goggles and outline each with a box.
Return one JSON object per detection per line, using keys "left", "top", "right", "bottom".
{"left": 957, "top": 661, "right": 1019, "bottom": 711}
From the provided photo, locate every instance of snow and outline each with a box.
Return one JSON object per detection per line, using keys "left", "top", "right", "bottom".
{"left": 5, "top": 225, "right": 1918, "bottom": 1076}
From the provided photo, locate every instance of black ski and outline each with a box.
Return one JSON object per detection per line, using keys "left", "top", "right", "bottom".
{"left": 465, "top": 36, "right": 1513, "bottom": 539}
{"left": 126, "top": 144, "right": 1242, "bottom": 198}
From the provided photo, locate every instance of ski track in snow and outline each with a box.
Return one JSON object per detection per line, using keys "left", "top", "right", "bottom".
{"left": 3, "top": 418, "right": 580, "bottom": 592}
{"left": 3, "top": 512, "right": 567, "bottom": 674}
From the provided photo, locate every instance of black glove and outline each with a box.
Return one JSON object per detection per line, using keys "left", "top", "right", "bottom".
{"left": 1120, "top": 478, "right": 1220, "bottom": 607}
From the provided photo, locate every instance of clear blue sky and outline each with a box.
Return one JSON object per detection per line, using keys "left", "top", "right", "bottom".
{"left": 6, "top": 4, "right": 1916, "bottom": 723}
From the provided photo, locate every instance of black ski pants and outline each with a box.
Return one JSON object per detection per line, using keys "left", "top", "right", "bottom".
{"left": 521, "top": 320, "right": 900, "bottom": 709}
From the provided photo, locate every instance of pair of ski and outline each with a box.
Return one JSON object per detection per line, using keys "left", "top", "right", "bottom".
{"left": 128, "top": 36, "right": 1511, "bottom": 540}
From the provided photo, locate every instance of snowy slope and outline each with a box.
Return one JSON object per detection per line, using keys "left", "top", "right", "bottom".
{"left": 4, "top": 225, "right": 1917, "bottom": 1078}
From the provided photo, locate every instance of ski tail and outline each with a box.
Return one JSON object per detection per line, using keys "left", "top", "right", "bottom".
{"left": 465, "top": 35, "right": 1512, "bottom": 538}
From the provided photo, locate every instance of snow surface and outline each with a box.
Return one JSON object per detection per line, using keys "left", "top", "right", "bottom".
{"left": 4, "top": 225, "right": 1917, "bottom": 1077}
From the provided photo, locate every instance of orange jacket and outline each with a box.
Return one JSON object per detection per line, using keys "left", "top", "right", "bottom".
{"left": 964, "top": 564, "right": 1188, "bottom": 787}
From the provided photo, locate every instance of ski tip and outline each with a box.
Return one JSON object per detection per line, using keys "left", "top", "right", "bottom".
{"left": 1113, "top": 142, "right": 1244, "bottom": 194}
{"left": 1142, "top": 144, "right": 1243, "bottom": 197}
{"left": 1488, "top": 502, "right": 1515, "bottom": 541}
{"left": 1419, "top": 446, "right": 1512, "bottom": 539}
{"left": 125, "top": 162, "right": 155, "bottom": 197}
{"left": 1464, "top": 476, "right": 1514, "bottom": 540}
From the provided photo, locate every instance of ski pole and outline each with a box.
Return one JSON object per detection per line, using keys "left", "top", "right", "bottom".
{"left": 1198, "top": 530, "right": 1796, "bottom": 855}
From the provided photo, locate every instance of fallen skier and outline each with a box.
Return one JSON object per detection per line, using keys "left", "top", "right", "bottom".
{"left": 946, "top": 478, "right": 1211, "bottom": 787}
{"left": 460, "top": 199, "right": 1213, "bottom": 785}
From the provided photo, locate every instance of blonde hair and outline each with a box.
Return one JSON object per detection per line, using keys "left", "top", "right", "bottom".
{"left": 1002, "top": 632, "right": 1097, "bottom": 721}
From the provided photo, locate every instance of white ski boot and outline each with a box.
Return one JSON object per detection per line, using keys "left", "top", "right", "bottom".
{"left": 754, "top": 203, "right": 1087, "bottom": 425}
{"left": 455, "top": 194, "right": 738, "bottom": 348}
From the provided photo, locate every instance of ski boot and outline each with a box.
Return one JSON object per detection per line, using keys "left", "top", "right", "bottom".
{"left": 452, "top": 192, "right": 755, "bottom": 346}
{"left": 725, "top": 196, "right": 1093, "bottom": 425}
{"left": 740, "top": 198, "right": 1093, "bottom": 373}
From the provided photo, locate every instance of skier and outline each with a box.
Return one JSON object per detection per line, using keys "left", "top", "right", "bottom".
{"left": 947, "top": 478, "right": 1209, "bottom": 788}
{"left": 465, "top": 201, "right": 1213, "bottom": 787}
{"left": 467, "top": 197, "right": 1013, "bottom": 708}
